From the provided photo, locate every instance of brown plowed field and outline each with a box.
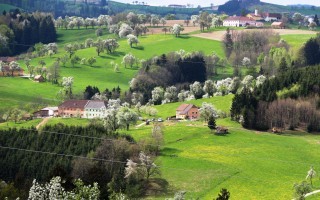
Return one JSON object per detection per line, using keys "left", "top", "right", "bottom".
{"left": 192, "top": 29, "right": 316, "bottom": 41}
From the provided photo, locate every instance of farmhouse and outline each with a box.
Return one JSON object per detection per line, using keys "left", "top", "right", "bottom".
{"left": 271, "top": 21, "right": 285, "bottom": 29}
{"left": 176, "top": 104, "right": 199, "bottom": 119}
{"left": 34, "top": 75, "right": 45, "bottom": 82}
{"left": 223, "top": 16, "right": 256, "bottom": 27}
{"left": 84, "top": 100, "right": 107, "bottom": 119}
{"left": 263, "top": 13, "right": 282, "bottom": 22}
{"left": 58, "top": 100, "right": 89, "bottom": 118}
{"left": 33, "top": 107, "right": 58, "bottom": 118}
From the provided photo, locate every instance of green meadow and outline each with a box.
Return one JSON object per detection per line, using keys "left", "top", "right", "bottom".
{"left": 0, "top": 29, "right": 225, "bottom": 109}
{"left": 123, "top": 96, "right": 320, "bottom": 199}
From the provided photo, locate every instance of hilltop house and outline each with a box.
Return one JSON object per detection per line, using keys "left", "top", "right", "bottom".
{"left": 176, "top": 104, "right": 199, "bottom": 119}
{"left": 223, "top": 16, "right": 256, "bottom": 27}
{"left": 84, "top": 100, "right": 107, "bottom": 119}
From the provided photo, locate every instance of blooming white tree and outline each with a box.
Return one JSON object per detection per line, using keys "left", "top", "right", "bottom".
{"left": 127, "top": 34, "right": 139, "bottom": 48}
{"left": 190, "top": 81, "right": 204, "bottom": 99}
{"left": 118, "top": 23, "right": 133, "bottom": 38}
{"left": 171, "top": 24, "right": 184, "bottom": 37}
{"left": 203, "top": 80, "right": 216, "bottom": 98}
{"left": 61, "top": 76, "right": 74, "bottom": 98}
{"left": 191, "top": 15, "right": 199, "bottom": 26}
{"left": 122, "top": 53, "right": 136, "bottom": 68}
{"left": 242, "top": 57, "right": 251, "bottom": 68}
{"left": 241, "top": 75, "right": 254, "bottom": 89}
{"left": 125, "top": 152, "right": 159, "bottom": 180}
{"left": 28, "top": 177, "right": 100, "bottom": 200}
{"left": 104, "top": 38, "right": 119, "bottom": 54}
{"left": 163, "top": 86, "right": 178, "bottom": 103}
{"left": 256, "top": 75, "right": 267, "bottom": 87}
{"left": 199, "top": 102, "right": 218, "bottom": 122}
{"left": 178, "top": 90, "right": 190, "bottom": 102}
{"left": 117, "top": 106, "right": 138, "bottom": 130}
{"left": 9, "top": 61, "right": 21, "bottom": 77}
{"left": 151, "top": 86, "right": 164, "bottom": 105}
{"left": 306, "top": 166, "right": 316, "bottom": 185}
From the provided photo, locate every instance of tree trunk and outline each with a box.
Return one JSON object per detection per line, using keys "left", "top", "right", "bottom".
{"left": 126, "top": 124, "right": 129, "bottom": 131}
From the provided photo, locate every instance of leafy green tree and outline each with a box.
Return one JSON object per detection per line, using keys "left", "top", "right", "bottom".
{"left": 293, "top": 181, "right": 312, "bottom": 200}
{"left": 94, "top": 38, "right": 104, "bottom": 56}
{"left": 216, "top": 188, "right": 230, "bottom": 200}
{"left": 64, "top": 44, "right": 77, "bottom": 58}
{"left": 70, "top": 55, "right": 81, "bottom": 67}
{"left": 87, "top": 57, "right": 96, "bottom": 67}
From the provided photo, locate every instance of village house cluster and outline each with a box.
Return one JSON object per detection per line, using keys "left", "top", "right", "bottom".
{"left": 222, "top": 9, "right": 283, "bottom": 28}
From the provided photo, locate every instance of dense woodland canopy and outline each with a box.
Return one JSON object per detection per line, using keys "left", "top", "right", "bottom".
{"left": 0, "top": 124, "right": 149, "bottom": 199}
{"left": 0, "top": 10, "right": 56, "bottom": 55}
{"left": 0, "top": 0, "right": 109, "bottom": 18}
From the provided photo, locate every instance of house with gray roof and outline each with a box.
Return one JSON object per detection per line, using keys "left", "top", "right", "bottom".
{"left": 84, "top": 100, "right": 107, "bottom": 119}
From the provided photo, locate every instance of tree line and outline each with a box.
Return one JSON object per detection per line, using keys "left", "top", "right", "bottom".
{"left": 231, "top": 65, "right": 320, "bottom": 132}
{"left": 0, "top": 10, "right": 56, "bottom": 55}
{"left": 0, "top": 0, "right": 109, "bottom": 18}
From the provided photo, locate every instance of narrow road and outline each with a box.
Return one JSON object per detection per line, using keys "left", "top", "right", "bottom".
{"left": 304, "top": 189, "right": 320, "bottom": 198}
{"left": 36, "top": 117, "right": 50, "bottom": 130}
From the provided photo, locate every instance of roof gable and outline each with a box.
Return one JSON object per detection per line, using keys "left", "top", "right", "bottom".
{"left": 85, "top": 100, "right": 107, "bottom": 109}
{"left": 176, "top": 104, "right": 198, "bottom": 114}
{"left": 59, "top": 100, "right": 89, "bottom": 109}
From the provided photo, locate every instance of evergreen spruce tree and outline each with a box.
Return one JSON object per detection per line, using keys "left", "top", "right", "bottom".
{"left": 279, "top": 57, "right": 288, "bottom": 73}
{"left": 208, "top": 116, "right": 216, "bottom": 131}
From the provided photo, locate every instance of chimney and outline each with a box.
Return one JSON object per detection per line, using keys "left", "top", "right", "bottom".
{"left": 255, "top": 9, "right": 258, "bottom": 16}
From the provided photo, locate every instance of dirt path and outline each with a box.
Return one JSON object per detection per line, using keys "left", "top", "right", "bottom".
{"left": 192, "top": 29, "right": 316, "bottom": 41}
{"left": 36, "top": 117, "right": 50, "bottom": 130}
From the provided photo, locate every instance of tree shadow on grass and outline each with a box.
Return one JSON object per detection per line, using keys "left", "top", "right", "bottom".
{"left": 145, "top": 178, "right": 171, "bottom": 196}
{"left": 160, "top": 147, "right": 182, "bottom": 157}
{"left": 132, "top": 46, "right": 144, "bottom": 50}
{"left": 89, "top": 65, "right": 101, "bottom": 68}
{"left": 112, "top": 51, "right": 126, "bottom": 57}
{"left": 99, "top": 55, "right": 116, "bottom": 60}
{"left": 178, "top": 35, "right": 191, "bottom": 39}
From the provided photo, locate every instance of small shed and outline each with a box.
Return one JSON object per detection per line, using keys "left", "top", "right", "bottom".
{"left": 34, "top": 75, "right": 45, "bottom": 82}
{"left": 216, "top": 126, "right": 228, "bottom": 134}
{"left": 271, "top": 22, "right": 285, "bottom": 29}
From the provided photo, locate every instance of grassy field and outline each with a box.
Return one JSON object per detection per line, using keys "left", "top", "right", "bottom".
{"left": 151, "top": 94, "right": 234, "bottom": 119}
{"left": 281, "top": 34, "right": 316, "bottom": 50}
{"left": 0, "top": 29, "right": 225, "bottom": 110}
{"left": 0, "top": 118, "right": 42, "bottom": 130}
{"left": 124, "top": 115, "right": 320, "bottom": 199}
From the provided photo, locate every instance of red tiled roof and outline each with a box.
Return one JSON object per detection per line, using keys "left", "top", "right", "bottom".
{"left": 224, "top": 16, "right": 255, "bottom": 21}
{"left": 176, "top": 104, "right": 197, "bottom": 115}
{"left": 59, "top": 100, "right": 89, "bottom": 109}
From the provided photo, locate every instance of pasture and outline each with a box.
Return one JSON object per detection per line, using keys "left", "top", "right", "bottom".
{"left": 125, "top": 109, "right": 320, "bottom": 199}
{"left": 0, "top": 29, "right": 225, "bottom": 110}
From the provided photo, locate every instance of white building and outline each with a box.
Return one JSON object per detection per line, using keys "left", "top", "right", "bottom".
{"left": 84, "top": 101, "right": 107, "bottom": 119}
{"left": 223, "top": 16, "right": 256, "bottom": 27}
